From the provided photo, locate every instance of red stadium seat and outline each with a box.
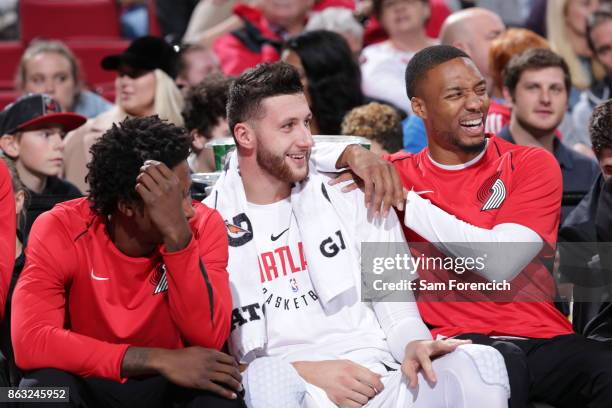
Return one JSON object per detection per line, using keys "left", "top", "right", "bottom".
{"left": 20, "top": 0, "right": 122, "bottom": 43}
{"left": 66, "top": 39, "right": 129, "bottom": 88}
{"left": 0, "top": 90, "right": 20, "bottom": 110}
{"left": 148, "top": 0, "right": 162, "bottom": 37}
{"left": 0, "top": 41, "right": 23, "bottom": 90}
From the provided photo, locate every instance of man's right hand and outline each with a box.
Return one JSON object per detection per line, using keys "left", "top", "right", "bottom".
{"left": 122, "top": 346, "right": 242, "bottom": 399}
{"left": 292, "top": 360, "right": 384, "bottom": 408}
{"left": 156, "top": 347, "right": 242, "bottom": 399}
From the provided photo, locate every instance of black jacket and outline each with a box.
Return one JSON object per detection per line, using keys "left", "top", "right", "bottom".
{"left": 559, "top": 176, "right": 612, "bottom": 337}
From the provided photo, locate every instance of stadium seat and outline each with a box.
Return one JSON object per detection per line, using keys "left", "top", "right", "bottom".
{"left": 0, "top": 90, "right": 20, "bottom": 110}
{"left": 20, "top": 0, "right": 121, "bottom": 43}
{"left": 147, "top": 0, "right": 162, "bottom": 37}
{"left": 0, "top": 41, "right": 23, "bottom": 90}
{"left": 66, "top": 39, "right": 129, "bottom": 88}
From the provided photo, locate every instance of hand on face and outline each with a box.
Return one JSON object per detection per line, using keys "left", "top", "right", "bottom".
{"left": 135, "top": 160, "right": 193, "bottom": 252}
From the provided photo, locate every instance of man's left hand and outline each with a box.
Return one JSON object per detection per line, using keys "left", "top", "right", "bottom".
{"left": 401, "top": 339, "right": 471, "bottom": 388}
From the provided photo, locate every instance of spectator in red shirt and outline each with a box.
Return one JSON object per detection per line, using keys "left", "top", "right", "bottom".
{"left": 0, "top": 157, "right": 15, "bottom": 325}
{"left": 12, "top": 116, "right": 244, "bottom": 407}
{"left": 213, "top": 0, "right": 313, "bottom": 76}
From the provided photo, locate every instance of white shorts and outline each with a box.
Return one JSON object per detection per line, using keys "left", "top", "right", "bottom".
{"left": 243, "top": 345, "right": 510, "bottom": 408}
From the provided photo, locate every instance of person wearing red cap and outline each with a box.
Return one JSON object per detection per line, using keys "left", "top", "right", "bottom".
{"left": 0, "top": 93, "right": 86, "bottom": 239}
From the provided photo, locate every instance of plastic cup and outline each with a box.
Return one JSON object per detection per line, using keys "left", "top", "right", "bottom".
{"left": 313, "top": 135, "right": 371, "bottom": 150}
{"left": 191, "top": 172, "right": 221, "bottom": 200}
{"left": 205, "top": 137, "right": 236, "bottom": 171}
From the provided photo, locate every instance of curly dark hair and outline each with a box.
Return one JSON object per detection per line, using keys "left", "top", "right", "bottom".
{"left": 86, "top": 116, "right": 191, "bottom": 216}
{"left": 182, "top": 73, "right": 232, "bottom": 138}
{"left": 285, "top": 30, "right": 364, "bottom": 135}
{"left": 227, "top": 62, "right": 303, "bottom": 138}
{"left": 590, "top": 99, "right": 612, "bottom": 157}
{"left": 341, "top": 102, "right": 403, "bottom": 153}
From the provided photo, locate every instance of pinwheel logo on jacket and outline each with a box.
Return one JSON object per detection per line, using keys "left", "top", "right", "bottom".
{"left": 478, "top": 172, "right": 506, "bottom": 211}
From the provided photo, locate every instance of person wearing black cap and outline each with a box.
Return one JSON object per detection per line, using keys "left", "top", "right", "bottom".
{"left": 63, "top": 36, "right": 185, "bottom": 193}
{"left": 0, "top": 93, "right": 86, "bottom": 239}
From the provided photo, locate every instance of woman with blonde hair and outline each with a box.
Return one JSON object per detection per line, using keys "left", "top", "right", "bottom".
{"left": 63, "top": 36, "right": 184, "bottom": 193}
{"left": 546, "top": 0, "right": 603, "bottom": 100}
{"left": 16, "top": 39, "right": 112, "bottom": 118}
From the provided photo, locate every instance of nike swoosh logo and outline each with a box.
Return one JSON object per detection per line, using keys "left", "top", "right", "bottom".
{"left": 91, "top": 269, "right": 110, "bottom": 281}
{"left": 270, "top": 228, "right": 289, "bottom": 241}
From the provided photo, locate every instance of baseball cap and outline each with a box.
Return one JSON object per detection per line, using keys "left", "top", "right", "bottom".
{"left": 101, "top": 36, "right": 180, "bottom": 79}
{"left": 1, "top": 94, "right": 87, "bottom": 135}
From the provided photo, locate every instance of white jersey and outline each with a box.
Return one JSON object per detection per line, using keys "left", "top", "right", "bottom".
{"left": 248, "top": 193, "right": 395, "bottom": 375}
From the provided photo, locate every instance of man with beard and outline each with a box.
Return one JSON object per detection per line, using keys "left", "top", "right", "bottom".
{"left": 499, "top": 48, "right": 600, "bottom": 222}
{"left": 205, "top": 61, "right": 510, "bottom": 408}
{"left": 319, "top": 44, "right": 612, "bottom": 408}
{"left": 571, "top": 5, "right": 612, "bottom": 154}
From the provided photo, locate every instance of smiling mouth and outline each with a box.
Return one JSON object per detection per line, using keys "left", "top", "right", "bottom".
{"left": 459, "top": 116, "right": 484, "bottom": 135}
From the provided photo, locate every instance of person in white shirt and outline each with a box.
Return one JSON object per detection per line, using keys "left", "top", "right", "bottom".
{"left": 205, "top": 61, "right": 510, "bottom": 408}
{"left": 360, "top": 0, "right": 437, "bottom": 114}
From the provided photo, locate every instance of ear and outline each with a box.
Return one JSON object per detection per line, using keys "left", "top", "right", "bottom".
{"left": 0, "top": 134, "right": 20, "bottom": 159}
{"left": 14, "top": 190, "right": 25, "bottom": 215}
{"left": 411, "top": 97, "right": 427, "bottom": 121}
{"left": 117, "top": 199, "right": 136, "bottom": 218}
{"left": 233, "top": 122, "right": 256, "bottom": 150}
{"left": 190, "top": 129, "right": 207, "bottom": 151}
{"left": 451, "top": 41, "right": 470, "bottom": 55}
{"left": 502, "top": 87, "right": 514, "bottom": 108}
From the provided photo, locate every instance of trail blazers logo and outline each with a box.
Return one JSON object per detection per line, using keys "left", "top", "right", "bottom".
{"left": 478, "top": 173, "right": 507, "bottom": 211}
{"left": 151, "top": 264, "right": 168, "bottom": 295}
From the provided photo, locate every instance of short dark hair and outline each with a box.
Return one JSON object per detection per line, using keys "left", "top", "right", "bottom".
{"left": 182, "top": 73, "right": 232, "bottom": 138}
{"left": 372, "top": 0, "right": 429, "bottom": 20}
{"left": 341, "top": 102, "right": 403, "bottom": 153}
{"left": 586, "top": 6, "right": 612, "bottom": 54}
{"left": 227, "top": 62, "right": 303, "bottom": 137}
{"left": 405, "top": 45, "right": 470, "bottom": 99}
{"left": 503, "top": 48, "right": 571, "bottom": 97}
{"left": 590, "top": 99, "right": 612, "bottom": 157}
{"left": 87, "top": 116, "right": 191, "bottom": 216}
